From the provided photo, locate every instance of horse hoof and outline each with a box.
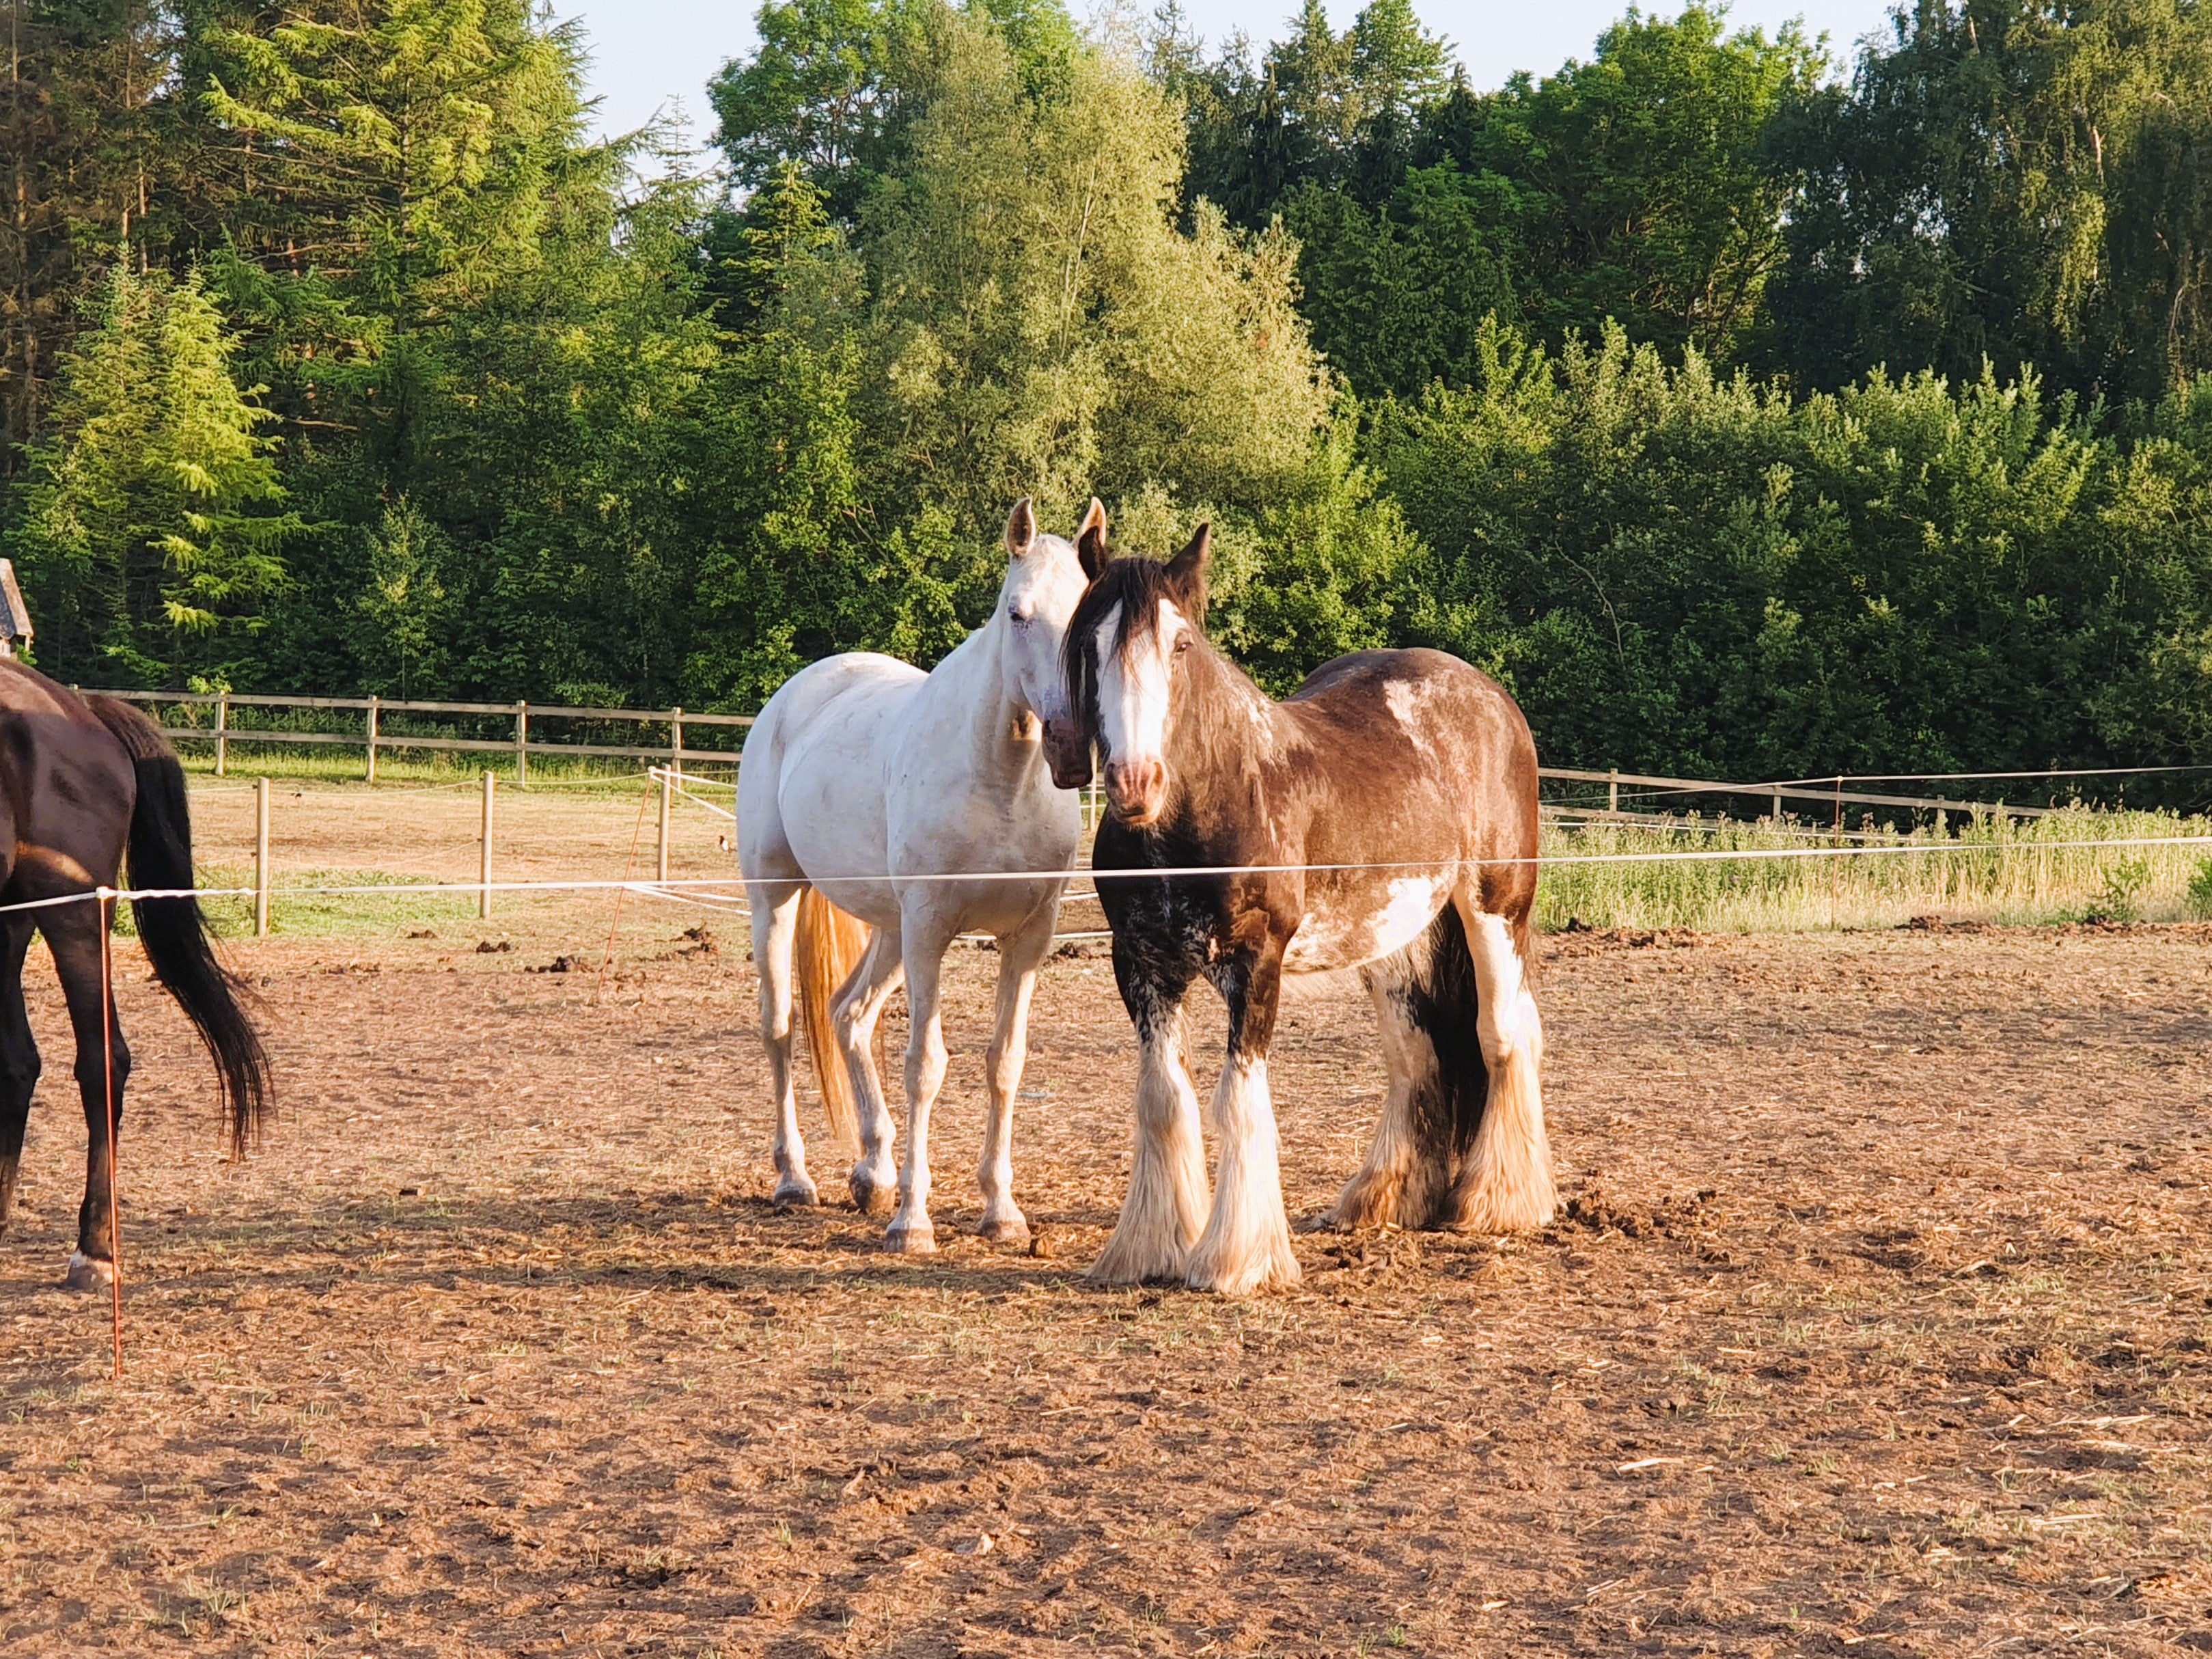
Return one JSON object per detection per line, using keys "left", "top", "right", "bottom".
{"left": 771, "top": 1177, "right": 821, "bottom": 1209}
{"left": 881, "top": 1222, "right": 937, "bottom": 1254}
{"left": 849, "top": 1175, "right": 897, "bottom": 1218}
{"left": 976, "top": 1216, "right": 1030, "bottom": 1246}
{"left": 64, "top": 1252, "right": 114, "bottom": 1293}
{"left": 1294, "top": 1209, "right": 1344, "bottom": 1234}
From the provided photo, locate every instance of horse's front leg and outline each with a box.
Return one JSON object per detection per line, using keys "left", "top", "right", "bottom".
{"left": 1185, "top": 942, "right": 1301, "bottom": 1295}
{"left": 1089, "top": 956, "right": 1208, "bottom": 1286}
{"left": 883, "top": 925, "right": 954, "bottom": 1253}
{"left": 976, "top": 903, "right": 1057, "bottom": 1244}
{"left": 42, "top": 904, "right": 130, "bottom": 1291}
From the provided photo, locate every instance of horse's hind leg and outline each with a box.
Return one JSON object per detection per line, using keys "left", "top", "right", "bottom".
{"left": 41, "top": 903, "right": 130, "bottom": 1289}
{"left": 883, "top": 924, "right": 954, "bottom": 1254}
{"left": 1328, "top": 961, "right": 1452, "bottom": 1232}
{"left": 976, "top": 905, "right": 1055, "bottom": 1245}
{"left": 1443, "top": 899, "right": 1554, "bottom": 1233}
{"left": 751, "top": 881, "right": 819, "bottom": 1206}
{"left": 833, "top": 928, "right": 904, "bottom": 1218}
{"left": 0, "top": 917, "right": 42, "bottom": 1233}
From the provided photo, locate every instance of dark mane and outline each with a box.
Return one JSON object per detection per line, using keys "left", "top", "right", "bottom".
{"left": 1064, "top": 555, "right": 1177, "bottom": 746}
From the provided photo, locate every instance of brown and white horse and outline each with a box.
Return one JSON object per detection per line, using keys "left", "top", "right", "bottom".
{"left": 1064, "top": 530, "right": 1553, "bottom": 1293}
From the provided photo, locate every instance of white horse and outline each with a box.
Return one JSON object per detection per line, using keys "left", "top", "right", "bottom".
{"left": 738, "top": 499, "right": 1104, "bottom": 1250}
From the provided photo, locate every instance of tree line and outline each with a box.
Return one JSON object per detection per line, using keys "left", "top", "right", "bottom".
{"left": 3, "top": 0, "right": 2211, "bottom": 794}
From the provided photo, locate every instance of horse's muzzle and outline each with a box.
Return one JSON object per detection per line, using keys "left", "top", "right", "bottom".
{"left": 1042, "top": 719, "right": 1092, "bottom": 790}
{"left": 1103, "top": 758, "right": 1167, "bottom": 825}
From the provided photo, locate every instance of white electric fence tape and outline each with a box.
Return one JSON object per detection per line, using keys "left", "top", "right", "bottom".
{"left": 19, "top": 830, "right": 2212, "bottom": 922}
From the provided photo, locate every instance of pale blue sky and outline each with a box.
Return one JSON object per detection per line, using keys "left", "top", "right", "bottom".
{"left": 564, "top": 0, "right": 1903, "bottom": 143}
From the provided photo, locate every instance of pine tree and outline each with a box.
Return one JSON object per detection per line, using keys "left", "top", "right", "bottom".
{"left": 1, "top": 0, "right": 184, "bottom": 474}
{"left": 186, "top": 0, "right": 620, "bottom": 474}
{"left": 7, "top": 264, "right": 296, "bottom": 684}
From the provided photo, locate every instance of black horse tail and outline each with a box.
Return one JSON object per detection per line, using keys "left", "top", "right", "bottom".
{"left": 87, "top": 697, "right": 272, "bottom": 1154}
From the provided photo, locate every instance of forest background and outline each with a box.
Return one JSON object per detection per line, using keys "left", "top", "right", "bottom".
{"left": 5, "top": 0, "right": 2212, "bottom": 793}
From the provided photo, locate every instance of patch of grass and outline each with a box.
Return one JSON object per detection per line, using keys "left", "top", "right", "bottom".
{"left": 193, "top": 866, "right": 484, "bottom": 940}
{"left": 1538, "top": 806, "right": 2212, "bottom": 932}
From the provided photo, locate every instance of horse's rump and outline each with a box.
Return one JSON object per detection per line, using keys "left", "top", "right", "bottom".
{"left": 83, "top": 694, "right": 271, "bottom": 1152}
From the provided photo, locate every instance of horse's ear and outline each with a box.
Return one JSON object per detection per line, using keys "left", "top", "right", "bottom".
{"left": 1005, "top": 497, "right": 1038, "bottom": 558}
{"left": 1164, "top": 523, "right": 1211, "bottom": 625}
{"left": 1075, "top": 497, "right": 1108, "bottom": 579}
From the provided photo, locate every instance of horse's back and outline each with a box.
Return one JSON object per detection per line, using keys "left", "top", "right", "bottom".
{"left": 1271, "top": 646, "right": 1540, "bottom": 941}
{"left": 1288, "top": 646, "right": 1532, "bottom": 771}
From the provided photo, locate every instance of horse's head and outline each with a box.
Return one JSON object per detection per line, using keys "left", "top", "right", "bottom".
{"left": 999, "top": 497, "right": 1107, "bottom": 789}
{"left": 1063, "top": 523, "right": 1211, "bottom": 827}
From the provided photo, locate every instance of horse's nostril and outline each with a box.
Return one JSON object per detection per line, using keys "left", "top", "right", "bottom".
{"left": 1104, "top": 759, "right": 1165, "bottom": 814}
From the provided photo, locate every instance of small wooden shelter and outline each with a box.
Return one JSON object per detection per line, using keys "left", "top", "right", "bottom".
{"left": 0, "top": 561, "right": 29, "bottom": 659}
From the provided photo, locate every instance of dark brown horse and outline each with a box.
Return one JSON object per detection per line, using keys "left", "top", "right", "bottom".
{"left": 0, "top": 661, "right": 268, "bottom": 1288}
{"left": 1064, "top": 530, "right": 1552, "bottom": 1293}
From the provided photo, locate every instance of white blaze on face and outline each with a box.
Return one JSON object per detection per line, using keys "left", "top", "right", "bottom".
{"left": 1092, "top": 598, "right": 1182, "bottom": 771}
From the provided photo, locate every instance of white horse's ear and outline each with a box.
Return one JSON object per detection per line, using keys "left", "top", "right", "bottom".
{"left": 1006, "top": 497, "right": 1038, "bottom": 557}
{"left": 1076, "top": 497, "right": 1107, "bottom": 579}
{"left": 1165, "top": 523, "right": 1211, "bottom": 625}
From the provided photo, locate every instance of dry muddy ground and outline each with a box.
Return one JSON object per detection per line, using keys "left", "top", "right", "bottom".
{"left": 1, "top": 915, "right": 2209, "bottom": 1657}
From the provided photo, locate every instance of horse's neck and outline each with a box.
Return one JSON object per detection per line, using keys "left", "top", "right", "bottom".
{"left": 1162, "top": 647, "right": 1286, "bottom": 846}
{"left": 921, "top": 620, "right": 1034, "bottom": 786}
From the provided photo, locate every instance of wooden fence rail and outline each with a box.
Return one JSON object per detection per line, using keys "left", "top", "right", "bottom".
{"left": 1541, "top": 766, "right": 2053, "bottom": 821}
{"left": 83, "top": 687, "right": 2056, "bottom": 819}
{"left": 85, "top": 688, "right": 753, "bottom": 782}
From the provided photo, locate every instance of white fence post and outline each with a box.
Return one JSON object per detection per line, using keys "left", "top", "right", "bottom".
{"left": 254, "top": 778, "right": 271, "bottom": 937}
{"left": 516, "top": 701, "right": 528, "bottom": 787}
{"left": 480, "top": 771, "right": 495, "bottom": 920}
{"left": 365, "top": 695, "right": 380, "bottom": 783}
{"left": 215, "top": 694, "right": 229, "bottom": 778}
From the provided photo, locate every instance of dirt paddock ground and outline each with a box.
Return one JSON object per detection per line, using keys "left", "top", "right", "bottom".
{"left": 2, "top": 898, "right": 2210, "bottom": 1656}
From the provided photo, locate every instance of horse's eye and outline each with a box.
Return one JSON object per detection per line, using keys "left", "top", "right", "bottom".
{"left": 1174, "top": 634, "right": 1193, "bottom": 653}
{"left": 1009, "top": 607, "right": 1032, "bottom": 625}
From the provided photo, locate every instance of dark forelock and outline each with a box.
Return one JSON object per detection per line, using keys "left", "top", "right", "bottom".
{"left": 1064, "top": 556, "right": 1174, "bottom": 743}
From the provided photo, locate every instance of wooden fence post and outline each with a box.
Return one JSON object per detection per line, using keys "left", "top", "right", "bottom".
{"left": 670, "top": 707, "right": 683, "bottom": 774}
{"left": 480, "top": 771, "right": 495, "bottom": 920}
{"left": 365, "top": 695, "right": 380, "bottom": 783}
{"left": 516, "top": 701, "right": 528, "bottom": 787}
{"left": 254, "top": 778, "right": 271, "bottom": 938}
{"left": 1772, "top": 786, "right": 1783, "bottom": 824}
{"left": 657, "top": 768, "right": 672, "bottom": 883}
{"left": 1607, "top": 769, "right": 1619, "bottom": 814}
{"left": 215, "top": 694, "right": 229, "bottom": 778}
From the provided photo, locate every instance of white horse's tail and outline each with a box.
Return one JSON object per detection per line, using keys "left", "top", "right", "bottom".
{"left": 796, "top": 889, "right": 869, "bottom": 1154}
